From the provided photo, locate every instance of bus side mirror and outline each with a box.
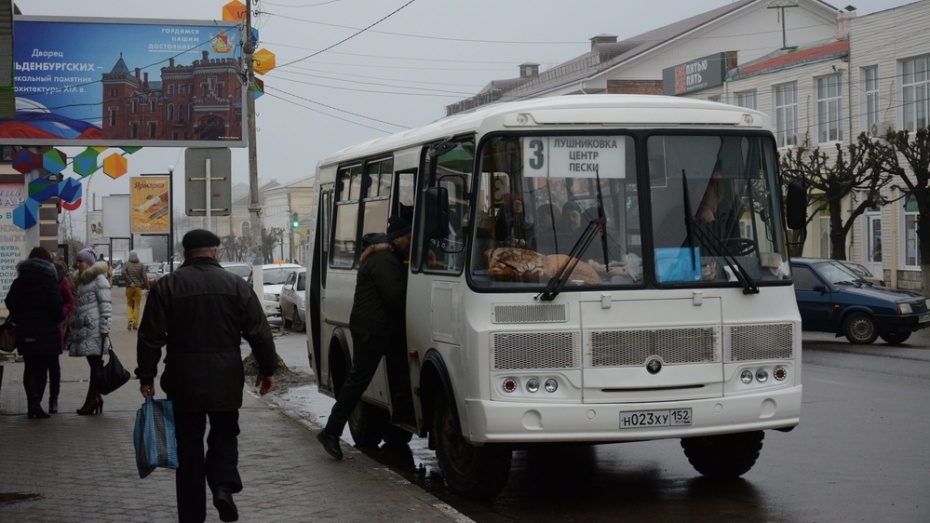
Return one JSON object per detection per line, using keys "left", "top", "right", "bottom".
{"left": 786, "top": 180, "right": 806, "bottom": 230}
{"left": 424, "top": 186, "right": 449, "bottom": 240}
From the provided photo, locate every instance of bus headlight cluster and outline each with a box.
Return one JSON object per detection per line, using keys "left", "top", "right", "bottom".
{"left": 740, "top": 366, "right": 788, "bottom": 384}
{"left": 501, "top": 377, "right": 559, "bottom": 394}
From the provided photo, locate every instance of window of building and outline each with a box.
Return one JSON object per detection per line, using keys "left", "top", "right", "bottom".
{"left": 109, "top": 88, "right": 117, "bottom": 97}
{"left": 149, "top": 99, "right": 156, "bottom": 112}
{"left": 817, "top": 73, "right": 843, "bottom": 143}
{"left": 108, "top": 107, "right": 117, "bottom": 127}
{"left": 179, "top": 84, "right": 186, "bottom": 95}
{"left": 149, "top": 122, "right": 157, "bottom": 138}
{"left": 902, "top": 55, "right": 930, "bottom": 131}
{"left": 904, "top": 195, "right": 921, "bottom": 267}
{"left": 167, "top": 104, "right": 174, "bottom": 122}
{"left": 861, "top": 66, "right": 880, "bottom": 136}
{"left": 774, "top": 82, "right": 798, "bottom": 147}
{"left": 131, "top": 100, "right": 138, "bottom": 114}
{"left": 130, "top": 122, "right": 139, "bottom": 139}
{"left": 735, "top": 90, "right": 757, "bottom": 110}
{"left": 168, "top": 84, "right": 174, "bottom": 95}
{"left": 217, "top": 82, "right": 224, "bottom": 98}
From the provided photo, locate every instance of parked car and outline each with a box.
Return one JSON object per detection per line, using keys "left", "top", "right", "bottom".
{"left": 156, "top": 261, "right": 180, "bottom": 281}
{"left": 251, "top": 263, "right": 302, "bottom": 318}
{"left": 145, "top": 262, "right": 161, "bottom": 288}
{"left": 279, "top": 268, "right": 306, "bottom": 332}
{"left": 111, "top": 264, "right": 125, "bottom": 287}
{"left": 838, "top": 260, "right": 885, "bottom": 287}
{"left": 221, "top": 262, "right": 252, "bottom": 281}
{"left": 791, "top": 257, "right": 930, "bottom": 345}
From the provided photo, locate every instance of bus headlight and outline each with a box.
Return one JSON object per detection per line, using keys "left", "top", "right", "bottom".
{"left": 544, "top": 379, "right": 558, "bottom": 393}
{"left": 740, "top": 369, "right": 754, "bottom": 384}
{"left": 526, "top": 378, "right": 540, "bottom": 393}
{"left": 756, "top": 369, "right": 769, "bottom": 383}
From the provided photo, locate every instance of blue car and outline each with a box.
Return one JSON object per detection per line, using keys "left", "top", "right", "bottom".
{"left": 791, "top": 258, "right": 930, "bottom": 345}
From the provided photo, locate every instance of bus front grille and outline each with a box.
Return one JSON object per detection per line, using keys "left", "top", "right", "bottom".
{"left": 492, "top": 304, "right": 568, "bottom": 324}
{"left": 728, "top": 323, "right": 794, "bottom": 361}
{"left": 590, "top": 327, "right": 719, "bottom": 367}
{"left": 492, "top": 331, "right": 580, "bottom": 370}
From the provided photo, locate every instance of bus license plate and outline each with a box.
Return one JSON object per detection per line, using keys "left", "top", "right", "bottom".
{"left": 620, "top": 409, "right": 692, "bottom": 429}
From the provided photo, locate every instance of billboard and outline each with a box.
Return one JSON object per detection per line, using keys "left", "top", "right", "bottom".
{"left": 1, "top": 16, "right": 245, "bottom": 147}
{"left": 131, "top": 175, "right": 170, "bottom": 234}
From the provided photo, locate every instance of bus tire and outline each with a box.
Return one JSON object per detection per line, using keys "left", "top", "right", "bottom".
{"left": 433, "top": 392, "right": 511, "bottom": 499}
{"left": 843, "top": 312, "right": 878, "bottom": 344}
{"left": 681, "top": 431, "right": 764, "bottom": 479}
{"left": 348, "top": 401, "right": 388, "bottom": 448}
{"left": 383, "top": 424, "right": 413, "bottom": 445}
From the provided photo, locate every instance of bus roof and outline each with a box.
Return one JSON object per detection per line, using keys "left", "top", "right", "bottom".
{"left": 317, "top": 94, "right": 770, "bottom": 168}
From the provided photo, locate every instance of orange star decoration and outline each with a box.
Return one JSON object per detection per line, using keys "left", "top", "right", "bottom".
{"left": 222, "top": 0, "right": 247, "bottom": 22}
{"left": 103, "top": 153, "right": 128, "bottom": 179}
{"left": 253, "top": 48, "right": 276, "bottom": 75}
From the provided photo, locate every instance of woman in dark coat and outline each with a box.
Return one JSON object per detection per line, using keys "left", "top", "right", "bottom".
{"left": 5, "top": 247, "right": 64, "bottom": 419}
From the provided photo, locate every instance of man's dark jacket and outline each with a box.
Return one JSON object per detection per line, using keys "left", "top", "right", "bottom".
{"left": 135, "top": 257, "right": 277, "bottom": 412}
{"left": 5, "top": 258, "right": 64, "bottom": 357}
{"left": 349, "top": 234, "right": 408, "bottom": 341}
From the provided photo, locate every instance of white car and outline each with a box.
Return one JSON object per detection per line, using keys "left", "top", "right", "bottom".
{"left": 279, "top": 268, "right": 307, "bottom": 332}
{"left": 251, "top": 263, "right": 302, "bottom": 318}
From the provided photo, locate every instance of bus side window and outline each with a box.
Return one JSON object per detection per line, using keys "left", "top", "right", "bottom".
{"left": 331, "top": 165, "right": 361, "bottom": 268}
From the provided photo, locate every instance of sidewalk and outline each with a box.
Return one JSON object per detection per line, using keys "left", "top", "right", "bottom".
{"left": 0, "top": 290, "right": 469, "bottom": 522}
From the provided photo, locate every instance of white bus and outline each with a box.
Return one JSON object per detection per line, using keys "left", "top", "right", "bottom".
{"left": 308, "top": 95, "right": 806, "bottom": 498}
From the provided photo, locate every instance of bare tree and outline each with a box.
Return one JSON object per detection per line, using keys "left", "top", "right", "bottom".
{"left": 780, "top": 133, "right": 892, "bottom": 260}
{"left": 261, "top": 227, "right": 284, "bottom": 263}
{"left": 881, "top": 128, "right": 930, "bottom": 292}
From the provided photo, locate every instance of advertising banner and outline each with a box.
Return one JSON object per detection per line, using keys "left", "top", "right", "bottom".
{"left": 87, "top": 209, "right": 105, "bottom": 244}
{"left": 0, "top": 182, "right": 26, "bottom": 302}
{"left": 131, "top": 176, "right": 170, "bottom": 234}
{"left": 1, "top": 16, "right": 245, "bottom": 147}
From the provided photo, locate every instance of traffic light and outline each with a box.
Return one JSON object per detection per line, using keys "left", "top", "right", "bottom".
{"left": 291, "top": 212, "right": 299, "bottom": 228}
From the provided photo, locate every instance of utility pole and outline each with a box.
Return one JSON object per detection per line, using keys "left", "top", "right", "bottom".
{"left": 245, "top": 0, "right": 261, "bottom": 264}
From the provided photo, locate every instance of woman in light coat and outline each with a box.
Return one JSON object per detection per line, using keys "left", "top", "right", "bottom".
{"left": 66, "top": 248, "right": 112, "bottom": 415}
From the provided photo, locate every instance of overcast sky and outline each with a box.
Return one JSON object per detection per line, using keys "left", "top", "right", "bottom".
{"left": 12, "top": 0, "right": 919, "bottom": 217}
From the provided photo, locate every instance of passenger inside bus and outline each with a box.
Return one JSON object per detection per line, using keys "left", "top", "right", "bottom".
{"left": 494, "top": 194, "right": 534, "bottom": 249}
{"left": 557, "top": 201, "right": 586, "bottom": 248}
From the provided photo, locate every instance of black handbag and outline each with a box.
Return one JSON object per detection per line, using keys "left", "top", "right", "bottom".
{"left": 96, "top": 338, "right": 131, "bottom": 395}
{"left": 0, "top": 316, "right": 16, "bottom": 353}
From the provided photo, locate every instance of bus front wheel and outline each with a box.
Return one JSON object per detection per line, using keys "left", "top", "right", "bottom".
{"left": 681, "top": 431, "right": 764, "bottom": 479}
{"left": 433, "top": 392, "right": 511, "bottom": 499}
{"left": 348, "top": 401, "right": 388, "bottom": 448}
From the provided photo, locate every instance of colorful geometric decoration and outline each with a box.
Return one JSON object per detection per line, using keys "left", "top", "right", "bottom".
{"left": 12, "top": 148, "right": 41, "bottom": 174}
{"left": 90, "top": 146, "right": 108, "bottom": 153}
{"left": 42, "top": 148, "right": 67, "bottom": 174}
{"left": 120, "top": 146, "right": 142, "bottom": 154}
{"left": 222, "top": 0, "right": 247, "bottom": 21}
{"left": 28, "top": 177, "right": 58, "bottom": 203}
{"left": 73, "top": 148, "right": 100, "bottom": 177}
{"left": 103, "top": 153, "right": 128, "bottom": 179}
{"left": 12, "top": 199, "right": 41, "bottom": 229}
{"left": 58, "top": 177, "right": 82, "bottom": 204}
{"left": 253, "top": 77, "right": 264, "bottom": 100}
{"left": 61, "top": 197, "right": 82, "bottom": 211}
{"left": 253, "top": 48, "right": 276, "bottom": 75}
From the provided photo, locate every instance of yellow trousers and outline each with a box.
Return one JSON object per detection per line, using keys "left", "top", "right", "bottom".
{"left": 125, "top": 286, "right": 143, "bottom": 327}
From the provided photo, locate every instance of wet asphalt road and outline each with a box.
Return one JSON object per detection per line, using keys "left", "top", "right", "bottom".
{"left": 268, "top": 328, "right": 930, "bottom": 523}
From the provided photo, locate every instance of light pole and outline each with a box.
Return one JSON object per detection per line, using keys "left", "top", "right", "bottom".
{"left": 168, "top": 165, "right": 175, "bottom": 272}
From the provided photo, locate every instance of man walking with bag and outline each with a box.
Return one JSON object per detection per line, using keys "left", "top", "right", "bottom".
{"left": 135, "top": 229, "right": 277, "bottom": 523}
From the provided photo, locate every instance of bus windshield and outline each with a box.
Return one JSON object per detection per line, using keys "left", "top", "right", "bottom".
{"left": 468, "top": 133, "right": 790, "bottom": 290}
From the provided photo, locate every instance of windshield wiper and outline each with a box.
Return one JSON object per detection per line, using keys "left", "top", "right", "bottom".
{"left": 537, "top": 168, "right": 610, "bottom": 302}
{"left": 536, "top": 216, "right": 605, "bottom": 301}
{"left": 682, "top": 169, "right": 759, "bottom": 295}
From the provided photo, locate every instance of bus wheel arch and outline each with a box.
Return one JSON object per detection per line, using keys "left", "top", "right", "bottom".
{"left": 423, "top": 351, "right": 512, "bottom": 499}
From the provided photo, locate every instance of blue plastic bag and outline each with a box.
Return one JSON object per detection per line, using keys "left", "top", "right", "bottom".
{"left": 133, "top": 396, "right": 179, "bottom": 478}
